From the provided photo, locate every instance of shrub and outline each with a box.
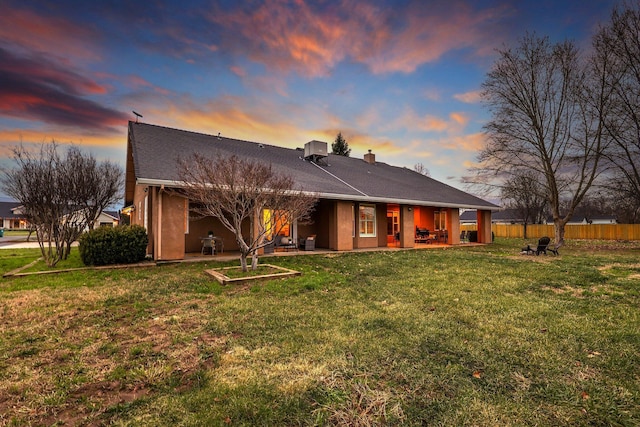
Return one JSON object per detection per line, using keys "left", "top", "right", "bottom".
{"left": 79, "top": 225, "right": 148, "bottom": 266}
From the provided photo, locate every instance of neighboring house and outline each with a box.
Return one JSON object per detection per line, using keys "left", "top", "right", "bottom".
{"left": 461, "top": 208, "right": 529, "bottom": 225}
{"left": 62, "top": 209, "right": 121, "bottom": 232}
{"left": 0, "top": 201, "right": 29, "bottom": 230}
{"left": 91, "top": 210, "right": 120, "bottom": 229}
{"left": 546, "top": 214, "right": 618, "bottom": 225}
{"left": 125, "top": 122, "right": 499, "bottom": 261}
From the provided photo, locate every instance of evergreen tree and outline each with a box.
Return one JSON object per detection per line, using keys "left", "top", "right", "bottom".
{"left": 331, "top": 132, "right": 351, "bottom": 156}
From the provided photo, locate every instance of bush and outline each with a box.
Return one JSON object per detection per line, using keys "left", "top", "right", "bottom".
{"left": 79, "top": 225, "right": 148, "bottom": 266}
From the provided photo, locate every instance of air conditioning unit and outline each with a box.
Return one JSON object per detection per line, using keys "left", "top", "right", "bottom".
{"left": 304, "top": 140, "right": 328, "bottom": 161}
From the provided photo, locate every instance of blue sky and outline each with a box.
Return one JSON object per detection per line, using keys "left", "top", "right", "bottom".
{"left": 0, "top": 0, "right": 618, "bottom": 200}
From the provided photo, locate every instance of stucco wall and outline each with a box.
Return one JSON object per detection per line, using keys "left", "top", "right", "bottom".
{"left": 155, "top": 190, "right": 187, "bottom": 260}
{"left": 400, "top": 205, "right": 415, "bottom": 248}
{"left": 333, "top": 200, "right": 354, "bottom": 251}
{"left": 477, "top": 209, "right": 493, "bottom": 243}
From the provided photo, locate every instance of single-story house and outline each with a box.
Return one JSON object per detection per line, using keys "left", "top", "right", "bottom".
{"left": 124, "top": 122, "right": 499, "bottom": 260}
{"left": 0, "top": 201, "right": 29, "bottom": 230}
{"left": 460, "top": 208, "right": 531, "bottom": 225}
{"left": 91, "top": 210, "right": 120, "bottom": 229}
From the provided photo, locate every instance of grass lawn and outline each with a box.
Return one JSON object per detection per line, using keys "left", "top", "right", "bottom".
{"left": 0, "top": 239, "right": 639, "bottom": 426}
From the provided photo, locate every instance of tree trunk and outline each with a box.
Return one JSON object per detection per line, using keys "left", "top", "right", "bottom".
{"left": 554, "top": 220, "right": 567, "bottom": 249}
{"left": 523, "top": 222, "right": 528, "bottom": 239}
{"left": 239, "top": 254, "right": 248, "bottom": 272}
{"left": 251, "top": 251, "right": 259, "bottom": 270}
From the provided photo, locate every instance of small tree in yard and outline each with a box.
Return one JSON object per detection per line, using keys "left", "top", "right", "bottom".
{"left": 1, "top": 142, "right": 123, "bottom": 267}
{"left": 177, "top": 154, "right": 317, "bottom": 272}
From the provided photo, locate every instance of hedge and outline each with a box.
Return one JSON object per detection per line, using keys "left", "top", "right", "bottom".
{"left": 79, "top": 225, "right": 148, "bottom": 266}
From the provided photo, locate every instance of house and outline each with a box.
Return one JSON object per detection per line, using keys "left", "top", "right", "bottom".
{"left": 0, "top": 201, "right": 29, "bottom": 230}
{"left": 124, "top": 122, "right": 499, "bottom": 260}
{"left": 461, "top": 208, "right": 530, "bottom": 225}
{"left": 90, "top": 210, "right": 120, "bottom": 229}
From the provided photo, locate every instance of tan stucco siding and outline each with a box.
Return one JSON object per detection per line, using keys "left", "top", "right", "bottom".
{"left": 331, "top": 200, "right": 354, "bottom": 251}
{"left": 447, "top": 209, "right": 461, "bottom": 244}
{"left": 400, "top": 205, "right": 415, "bottom": 248}
{"left": 477, "top": 210, "right": 493, "bottom": 243}
{"left": 154, "top": 189, "right": 187, "bottom": 260}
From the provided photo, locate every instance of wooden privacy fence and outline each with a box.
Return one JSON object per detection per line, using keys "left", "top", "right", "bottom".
{"left": 461, "top": 223, "right": 640, "bottom": 241}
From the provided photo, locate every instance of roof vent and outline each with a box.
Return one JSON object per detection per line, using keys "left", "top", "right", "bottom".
{"left": 304, "top": 140, "right": 328, "bottom": 162}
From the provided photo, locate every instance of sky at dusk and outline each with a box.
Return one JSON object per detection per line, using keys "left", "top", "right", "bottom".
{"left": 0, "top": 0, "right": 620, "bottom": 201}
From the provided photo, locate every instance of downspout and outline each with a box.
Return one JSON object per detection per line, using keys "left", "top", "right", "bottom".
{"left": 157, "top": 186, "right": 163, "bottom": 260}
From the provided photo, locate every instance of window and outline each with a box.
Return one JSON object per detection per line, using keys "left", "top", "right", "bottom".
{"left": 263, "top": 209, "right": 292, "bottom": 240}
{"left": 359, "top": 204, "right": 376, "bottom": 237}
{"left": 434, "top": 210, "right": 446, "bottom": 230}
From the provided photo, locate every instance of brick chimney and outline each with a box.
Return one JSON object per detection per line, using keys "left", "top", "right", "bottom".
{"left": 364, "top": 149, "right": 375, "bottom": 164}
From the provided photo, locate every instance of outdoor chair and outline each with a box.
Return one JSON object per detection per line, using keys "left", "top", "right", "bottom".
{"left": 299, "top": 235, "right": 316, "bottom": 251}
{"left": 535, "top": 236, "right": 559, "bottom": 256}
{"left": 201, "top": 237, "right": 215, "bottom": 255}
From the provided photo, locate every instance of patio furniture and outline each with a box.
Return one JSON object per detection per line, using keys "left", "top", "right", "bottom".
{"left": 201, "top": 237, "right": 215, "bottom": 255}
{"left": 299, "top": 235, "right": 316, "bottom": 251}
{"left": 415, "top": 227, "right": 431, "bottom": 243}
{"left": 436, "top": 229, "right": 448, "bottom": 243}
{"left": 535, "top": 236, "right": 559, "bottom": 255}
{"left": 275, "top": 235, "right": 297, "bottom": 252}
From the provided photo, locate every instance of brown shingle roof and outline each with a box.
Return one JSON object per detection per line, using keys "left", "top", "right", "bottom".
{"left": 126, "top": 122, "right": 498, "bottom": 210}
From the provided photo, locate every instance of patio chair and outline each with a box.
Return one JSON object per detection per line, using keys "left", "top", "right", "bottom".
{"left": 201, "top": 237, "right": 215, "bottom": 255}
{"left": 535, "top": 236, "right": 559, "bottom": 255}
{"left": 299, "top": 235, "right": 316, "bottom": 251}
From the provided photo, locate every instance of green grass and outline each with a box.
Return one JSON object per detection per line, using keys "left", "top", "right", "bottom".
{"left": 0, "top": 238, "right": 639, "bottom": 426}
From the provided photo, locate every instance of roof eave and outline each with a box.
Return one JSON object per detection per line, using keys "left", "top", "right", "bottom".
{"left": 136, "top": 178, "right": 500, "bottom": 211}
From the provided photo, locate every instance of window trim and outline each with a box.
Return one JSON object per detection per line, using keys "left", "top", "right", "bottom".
{"left": 359, "top": 204, "right": 376, "bottom": 237}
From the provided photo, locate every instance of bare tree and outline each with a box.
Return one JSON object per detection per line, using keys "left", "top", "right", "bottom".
{"left": 413, "top": 163, "right": 431, "bottom": 177}
{"left": 176, "top": 153, "right": 317, "bottom": 271}
{"left": 500, "top": 171, "right": 548, "bottom": 238}
{"left": 476, "top": 34, "right": 610, "bottom": 247}
{"left": 1, "top": 143, "right": 123, "bottom": 266}
{"left": 595, "top": 2, "right": 640, "bottom": 222}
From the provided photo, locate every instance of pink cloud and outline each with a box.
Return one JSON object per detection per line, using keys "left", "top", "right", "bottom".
{"left": 208, "top": 0, "right": 511, "bottom": 77}
{"left": 230, "top": 66, "right": 247, "bottom": 77}
{"left": 0, "top": 7, "right": 101, "bottom": 62}
{"left": 454, "top": 90, "right": 483, "bottom": 104}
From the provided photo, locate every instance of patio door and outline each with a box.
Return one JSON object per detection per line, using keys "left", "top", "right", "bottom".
{"left": 387, "top": 209, "right": 399, "bottom": 245}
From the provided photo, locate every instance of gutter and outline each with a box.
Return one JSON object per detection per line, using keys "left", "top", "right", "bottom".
{"left": 135, "top": 178, "right": 501, "bottom": 211}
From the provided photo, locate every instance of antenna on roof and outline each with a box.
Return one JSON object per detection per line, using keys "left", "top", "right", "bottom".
{"left": 132, "top": 111, "right": 143, "bottom": 123}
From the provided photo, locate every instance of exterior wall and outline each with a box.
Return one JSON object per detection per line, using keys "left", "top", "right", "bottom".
{"left": 331, "top": 200, "right": 354, "bottom": 251}
{"left": 477, "top": 209, "right": 493, "bottom": 243}
{"left": 413, "top": 206, "right": 435, "bottom": 231}
{"left": 131, "top": 184, "right": 152, "bottom": 255}
{"left": 376, "top": 204, "right": 387, "bottom": 247}
{"left": 447, "top": 209, "right": 461, "bottom": 244}
{"left": 186, "top": 215, "right": 238, "bottom": 253}
{"left": 400, "top": 205, "right": 415, "bottom": 248}
{"left": 153, "top": 189, "right": 187, "bottom": 260}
